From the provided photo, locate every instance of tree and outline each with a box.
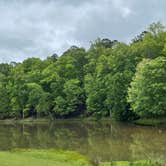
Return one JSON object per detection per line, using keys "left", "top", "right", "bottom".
{"left": 85, "top": 55, "right": 110, "bottom": 117}
{"left": 131, "top": 22, "right": 166, "bottom": 59}
{"left": 0, "top": 74, "right": 11, "bottom": 118}
{"left": 54, "top": 79, "right": 85, "bottom": 117}
{"left": 128, "top": 57, "right": 166, "bottom": 118}
{"left": 105, "top": 43, "right": 137, "bottom": 120}
{"left": 0, "top": 22, "right": 165, "bottom": 121}
{"left": 0, "top": 64, "right": 13, "bottom": 119}
{"left": 26, "top": 83, "right": 49, "bottom": 118}
{"left": 46, "top": 54, "right": 58, "bottom": 62}
{"left": 132, "top": 31, "right": 148, "bottom": 43}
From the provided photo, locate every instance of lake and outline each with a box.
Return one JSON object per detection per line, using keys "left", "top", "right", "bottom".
{"left": 0, "top": 120, "right": 165, "bottom": 163}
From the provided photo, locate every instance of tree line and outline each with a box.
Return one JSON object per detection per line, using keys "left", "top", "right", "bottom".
{"left": 0, "top": 22, "right": 166, "bottom": 121}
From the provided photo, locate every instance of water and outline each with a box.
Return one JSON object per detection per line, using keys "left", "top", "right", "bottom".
{"left": 0, "top": 121, "right": 165, "bottom": 163}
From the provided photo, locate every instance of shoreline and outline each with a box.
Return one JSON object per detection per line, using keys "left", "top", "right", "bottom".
{"left": 133, "top": 118, "right": 166, "bottom": 126}
{"left": 0, "top": 117, "right": 165, "bottom": 126}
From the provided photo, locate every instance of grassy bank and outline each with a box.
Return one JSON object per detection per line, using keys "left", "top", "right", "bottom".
{"left": 0, "top": 117, "right": 51, "bottom": 125}
{"left": 0, "top": 149, "right": 165, "bottom": 166}
{"left": 0, "top": 149, "right": 93, "bottom": 166}
{"left": 0, "top": 117, "right": 166, "bottom": 127}
{"left": 133, "top": 118, "right": 166, "bottom": 126}
{"left": 0, "top": 117, "right": 115, "bottom": 125}
{"left": 101, "top": 160, "right": 166, "bottom": 166}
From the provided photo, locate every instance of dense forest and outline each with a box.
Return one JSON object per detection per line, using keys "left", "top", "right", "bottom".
{"left": 0, "top": 22, "right": 166, "bottom": 121}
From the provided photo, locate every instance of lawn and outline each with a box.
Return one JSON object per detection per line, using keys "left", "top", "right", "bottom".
{"left": 0, "top": 149, "right": 165, "bottom": 166}
{"left": 0, "top": 149, "right": 93, "bottom": 166}
{"left": 101, "top": 161, "right": 166, "bottom": 166}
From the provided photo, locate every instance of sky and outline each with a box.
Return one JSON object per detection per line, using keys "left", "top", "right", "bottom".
{"left": 0, "top": 0, "right": 166, "bottom": 63}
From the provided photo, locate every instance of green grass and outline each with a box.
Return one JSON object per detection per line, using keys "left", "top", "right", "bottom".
{"left": 100, "top": 160, "right": 166, "bottom": 166}
{"left": 0, "top": 149, "right": 93, "bottom": 166}
{"left": 0, "top": 149, "right": 165, "bottom": 166}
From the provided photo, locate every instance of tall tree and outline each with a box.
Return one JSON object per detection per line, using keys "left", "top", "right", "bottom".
{"left": 128, "top": 57, "right": 166, "bottom": 118}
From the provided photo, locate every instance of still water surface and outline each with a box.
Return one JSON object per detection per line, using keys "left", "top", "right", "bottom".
{"left": 0, "top": 121, "right": 165, "bottom": 162}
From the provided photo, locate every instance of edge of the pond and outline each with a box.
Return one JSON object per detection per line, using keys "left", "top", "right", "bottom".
{"left": 0, "top": 117, "right": 165, "bottom": 127}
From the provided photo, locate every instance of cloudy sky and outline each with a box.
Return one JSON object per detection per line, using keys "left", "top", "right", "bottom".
{"left": 0, "top": 0, "right": 166, "bottom": 63}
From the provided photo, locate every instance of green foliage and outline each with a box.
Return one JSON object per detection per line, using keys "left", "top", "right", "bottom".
{"left": 105, "top": 43, "right": 137, "bottom": 120}
{"left": 0, "top": 22, "right": 166, "bottom": 121}
{"left": 54, "top": 79, "right": 85, "bottom": 117}
{"left": 128, "top": 57, "right": 166, "bottom": 118}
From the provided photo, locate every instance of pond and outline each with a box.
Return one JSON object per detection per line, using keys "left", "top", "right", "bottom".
{"left": 0, "top": 120, "right": 165, "bottom": 163}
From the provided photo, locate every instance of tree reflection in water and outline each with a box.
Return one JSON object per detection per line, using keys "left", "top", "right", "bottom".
{"left": 0, "top": 121, "right": 165, "bottom": 163}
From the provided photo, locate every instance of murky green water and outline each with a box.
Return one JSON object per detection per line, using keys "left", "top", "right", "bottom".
{"left": 0, "top": 121, "right": 165, "bottom": 163}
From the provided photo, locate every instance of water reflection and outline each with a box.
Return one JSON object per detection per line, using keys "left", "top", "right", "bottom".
{"left": 0, "top": 121, "right": 165, "bottom": 162}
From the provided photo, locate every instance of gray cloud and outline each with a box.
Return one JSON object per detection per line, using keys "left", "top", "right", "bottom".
{"left": 0, "top": 0, "right": 165, "bottom": 63}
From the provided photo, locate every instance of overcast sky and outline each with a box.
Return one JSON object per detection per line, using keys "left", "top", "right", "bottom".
{"left": 0, "top": 0, "right": 166, "bottom": 63}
